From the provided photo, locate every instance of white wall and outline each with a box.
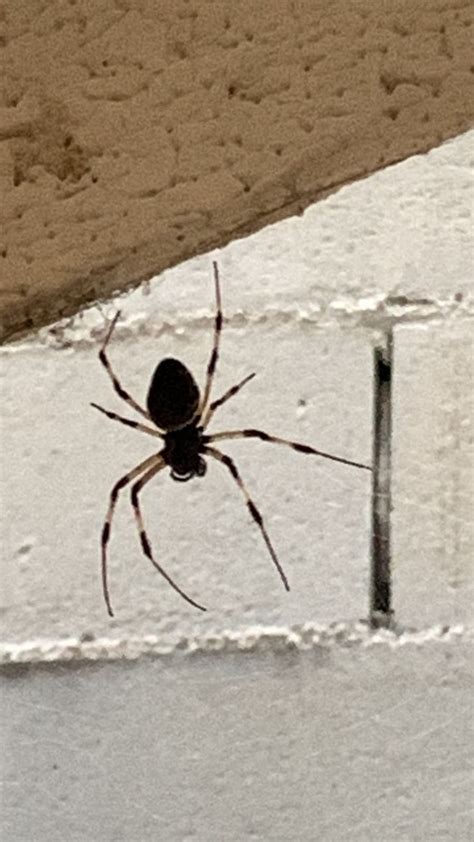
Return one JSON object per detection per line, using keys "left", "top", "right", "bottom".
{"left": 1, "top": 131, "right": 473, "bottom": 841}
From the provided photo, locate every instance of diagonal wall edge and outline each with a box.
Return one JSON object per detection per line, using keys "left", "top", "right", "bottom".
{"left": 1, "top": 0, "right": 473, "bottom": 343}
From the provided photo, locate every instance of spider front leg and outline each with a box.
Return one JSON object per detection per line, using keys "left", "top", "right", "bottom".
{"left": 201, "top": 372, "right": 256, "bottom": 429}
{"left": 91, "top": 402, "right": 163, "bottom": 439}
{"left": 204, "top": 446, "right": 290, "bottom": 591}
{"left": 98, "top": 310, "right": 151, "bottom": 421}
{"left": 100, "top": 453, "right": 161, "bottom": 617}
{"left": 130, "top": 465, "right": 207, "bottom": 612}
{"left": 198, "top": 261, "right": 223, "bottom": 418}
{"left": 205, "top": 429, "right": 372, "bottom": 471}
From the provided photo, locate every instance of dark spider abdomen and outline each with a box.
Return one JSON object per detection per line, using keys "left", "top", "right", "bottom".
{"left": 147, "top": 358, "right": 200, "bottom": 431}
{"left": 163, "top": 422, "right": 206, "bottom": 480}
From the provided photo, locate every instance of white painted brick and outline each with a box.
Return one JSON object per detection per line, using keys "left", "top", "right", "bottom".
{"left": 0, "top": 320, "right": 372, "bottom": 643}
{"left": 392, "top": 322, "right": 474, "bottom": 626}
{"left": 1, "top": 629, "right": 472, "bottom": 842}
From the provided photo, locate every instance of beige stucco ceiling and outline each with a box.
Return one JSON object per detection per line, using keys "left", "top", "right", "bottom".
{"left": 1, "top": 0, "right": 473, "bottom": 343}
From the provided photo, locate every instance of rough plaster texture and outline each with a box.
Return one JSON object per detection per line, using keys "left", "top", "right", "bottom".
{"left": 1, "top": 627, "right": 473, "bottom": 842}
{"left": 1, "top": 0, "right": 474, "bottom": 342}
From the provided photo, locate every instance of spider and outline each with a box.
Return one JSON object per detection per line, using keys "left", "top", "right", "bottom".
{"left": 92, "top": 261, "right": 371, "bottom": 617}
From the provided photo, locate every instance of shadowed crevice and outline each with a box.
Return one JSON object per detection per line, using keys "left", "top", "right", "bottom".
{"left": 371, "top": 335, "right": 393, "bottom": 627}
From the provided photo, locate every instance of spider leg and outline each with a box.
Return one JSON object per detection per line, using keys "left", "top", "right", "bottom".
{"left": 131, "top": 466, "right": 207, "bottom": 612}
{"left": 201, "top": 372, "right": 256, "bottom": 429}
{"left": 98, "top": 310, "right": 151, "bottom": 421}
{"left": 91, "top": 402, "right": 163, "bottom": 439}
{"left": 101, "top": 453, "right": 161, "bottom": 617}
{"left": 198, "top": 261, "right": 223, "bottom": 417}
{"left": 205, "top": 429, "right": 371, "bottom": 471}
{"left": 204, "top": 446, "right": 290, "bottom": 592}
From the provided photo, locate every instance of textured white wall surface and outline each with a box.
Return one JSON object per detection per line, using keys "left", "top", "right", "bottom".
{"left": 1, "top": 131, "right": 473, "bottom": 841}
{"left": 2, "top": 627, "right": 473, "bottom": 842}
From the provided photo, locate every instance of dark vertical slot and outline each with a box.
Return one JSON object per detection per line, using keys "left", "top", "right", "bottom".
{"left": 370, "top": 335, "right": 393, "bottom": 627}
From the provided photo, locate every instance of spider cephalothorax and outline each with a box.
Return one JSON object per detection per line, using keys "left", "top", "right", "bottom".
{"left": 162, "top": 421, "right": 207, "bottom": 482}
{"left": 92, "top": 261, "right": 371, "bottom": 617}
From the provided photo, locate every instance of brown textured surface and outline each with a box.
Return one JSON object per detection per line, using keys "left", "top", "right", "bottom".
{"left": 0, "top": 0, "right": 473, "bottom": 343}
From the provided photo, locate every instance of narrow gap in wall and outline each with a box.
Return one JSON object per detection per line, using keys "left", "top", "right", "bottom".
{"left": 370, "top": 333, "right": 393, "bottom": 628}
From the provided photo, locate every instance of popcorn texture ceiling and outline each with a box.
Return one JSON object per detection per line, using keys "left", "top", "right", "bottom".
{"left": 0, "top": 0, "right": 473, "bottom": 342}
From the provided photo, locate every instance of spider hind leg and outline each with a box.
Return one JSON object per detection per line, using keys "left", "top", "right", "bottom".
{"left": 100, "top": 454, "right": 160, "bottom": 617}
{"left": 205, "top": 445, "right": 290, "bottom": 591}
{"left": 130, "top": 465, "right": 207, "bottom": 612}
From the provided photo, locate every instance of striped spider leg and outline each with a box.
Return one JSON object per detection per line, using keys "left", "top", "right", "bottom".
{"left": 203, "top": 446, "right": 290, "bottom": 591}
{"left": 204, "top": 429, "right": 372, "bottom": 472}
{"left": 97, "top": 309, "right": 151, "bottom": 421}
{"left": 99, "top": 452, "right": 206, "bottom": 618}
{"left": 199, "top": 431, "right": 371, "bottom": 595}
{"left": 196, "top": 260, "right": 223, "bottom": 419}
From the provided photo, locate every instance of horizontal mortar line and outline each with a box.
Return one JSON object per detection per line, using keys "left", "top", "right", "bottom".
{"left": 0, "top": 623, "right": 472, "bottom": 668}
{"left": 4, "top": 298, "right": 474, "bottom": 353}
